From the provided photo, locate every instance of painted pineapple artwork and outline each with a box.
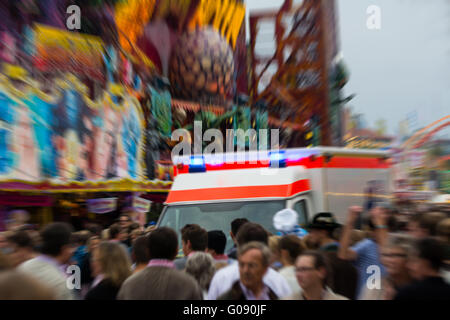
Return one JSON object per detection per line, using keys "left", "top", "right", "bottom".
{"left": 169, "top": 27, "right": 235, "bottom": 104}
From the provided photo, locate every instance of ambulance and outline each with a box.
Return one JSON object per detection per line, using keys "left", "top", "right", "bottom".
{"left": 158, "top": 147, "right": 393, "bottom": 252}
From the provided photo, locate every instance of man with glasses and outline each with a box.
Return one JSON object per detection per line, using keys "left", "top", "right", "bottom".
{"left": 360, "top": 235, "right": 413, "bottom": 300}
{"left": 207, "top": 223, "right": 291, "bottom": 300}
{"left": 219, "top": 241, "right": 278, "bottom": 300}
{"left": 118, "top": 213, "right": 132, "bottom": 230}
{"left": 284, "top": 251, "right": 348, "bottom": 300}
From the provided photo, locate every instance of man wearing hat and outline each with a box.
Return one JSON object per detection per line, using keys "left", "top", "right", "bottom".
{"left": 307, "top": 212, "right": 341, "bottom": 252}
{"left": 307, "top": 212, "right": 358, "bottom": 299}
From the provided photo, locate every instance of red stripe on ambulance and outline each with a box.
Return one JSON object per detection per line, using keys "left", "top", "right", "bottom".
{"left": 166, "top": 179, "right": 311, "bottom": 203}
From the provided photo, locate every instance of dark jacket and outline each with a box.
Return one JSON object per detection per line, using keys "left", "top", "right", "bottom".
{"left": 80, "top": 252, "right": 93, "bottom": 285}
{"left": 218, "top": 280, "right": 279, "bottom": 300}
{"left": 227, "top": 245, "right": 238, "bottom": 260}
{"left": 394, "top": 276, "right": 450, "bottom": 300}
{"left": 118, "top": 266, "right": 203, "bottom": 300}
{"left": 85, "top": 279, "right": 121, "bottom": 300}
{"left": 324, "top": 251, "right": 358, "bottom": 300}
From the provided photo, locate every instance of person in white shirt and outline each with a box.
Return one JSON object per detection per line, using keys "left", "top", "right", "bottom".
{"left": 207, "top": 222, "right": 292, "bottom": 300}
{"left": 18, "top": 222, "right": 76, "bottom": 300}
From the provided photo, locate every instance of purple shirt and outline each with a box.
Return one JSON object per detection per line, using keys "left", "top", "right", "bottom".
{"left": 147, "top": 259, "right": 175, "bottom": 269}
{"left": 239, "top": 281, "right": 271, "bottom": 300}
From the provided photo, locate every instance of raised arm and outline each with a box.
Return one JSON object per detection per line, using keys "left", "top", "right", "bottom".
{"left": 338, "top": 206, "right": 362, "bottom": 261}
{"left": 371, "top": 206, "right": 389, "bottom": 248}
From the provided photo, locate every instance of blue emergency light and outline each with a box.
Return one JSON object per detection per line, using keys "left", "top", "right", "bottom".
{"left": 189, "top": 155, "right": 207, "bottom": 173}
{"left": 269, "top": 150, "right": 287, "bottom": 168}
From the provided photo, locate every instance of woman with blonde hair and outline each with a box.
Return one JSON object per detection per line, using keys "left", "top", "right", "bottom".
{"left": 85, "top": 242, "right": 131, "bottom": 300}
{"left": 268, "top": 235, "right": 282, "bottom": 270}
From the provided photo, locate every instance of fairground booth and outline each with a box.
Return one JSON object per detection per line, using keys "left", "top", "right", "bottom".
{"left": 0, "top": 0, "right": 350, "bottom": 230}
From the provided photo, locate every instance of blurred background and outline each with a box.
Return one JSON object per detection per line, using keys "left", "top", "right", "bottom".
{"left": 0, "top": 0, "right": 448, "bottom": 231}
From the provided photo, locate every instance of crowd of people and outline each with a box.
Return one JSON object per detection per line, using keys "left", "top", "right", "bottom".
{"left": 0, "top": 204, "right": 449, "bottom": 300}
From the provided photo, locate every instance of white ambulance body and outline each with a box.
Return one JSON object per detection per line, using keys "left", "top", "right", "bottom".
{"left": 158, "top": 147, "right": 392, "bottom": 251}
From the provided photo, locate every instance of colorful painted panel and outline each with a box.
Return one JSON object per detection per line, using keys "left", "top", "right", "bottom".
{"left": 0, "top": 72, "right": 145, "bottom": 184}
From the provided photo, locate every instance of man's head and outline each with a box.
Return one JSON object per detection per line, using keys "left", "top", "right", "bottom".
{"left": 279, "top": 235, "right": 305, "bottom": 266}
{"left": 132, "top": 235, "right": 150, "bottom": 265}
{"left": 129, "top": 222, "right": 141, "bottom": 233}
{"left": 6, "top": 210, "right": 30, "bottom": 232}
{"left": 236, "top": 222, "right": 269, "bottom": 247}
{"left": 380, "top": 235, "right": 413, "bottom": 278}
{"left": 130, "top": 229, "right": 144, "bottom": 244}
{"left": 85, "top": 223, "right": 103, "bottom": 237}
{"left": 407, "top": 237, "right": 445, "bottom": 280}
{"left": 422, "top": 212, "right": 447, "bottom": 236}
{"left": 230, "top": 218, "right": 249, "bottom": 244}
{"left": 118, "top": 229, "right": 129, "bottom": 242}
{"left": 407, "top": 213, "right": 424, "bottom": 238}
{"left": 118, "top": 213, "right": 132, "bottom": 230}
{"left": 147, "top": 227, "right": 178, "bottom": 261}
{"left": 40, "top": 222, "right": 75, "bottom": 264}
{"left": 207, "top": 230, "right": 227, "bottom": 257}
{"left": 307, "top": 212, "right": 340, "bottom": 247}
{"left": 408, "top": 212, "right": 447, "bottom": 239}
{"left": 238, "top": 241, "right": 271, "bottom": 291}
{"left": 295, "top": 251, "right": 331, "bottom": 292}
{"left": 87, "top": 236, "right": 100, "bottom": 253}
{"left": 181, "top": 224, "right": 207, "bottom": 256}
{"left": 109, "top": 223, "right": 122, "bottom": 240}
{"left": 6, "top": 231, "right": 35, "bottom": 267}
{"left": 74, "top": 230, "right": 92, "bottom": 246}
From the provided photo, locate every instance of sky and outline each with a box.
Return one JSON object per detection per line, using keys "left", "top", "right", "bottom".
{"left": 245, "top": 0, "right": 450, "bottom": 137}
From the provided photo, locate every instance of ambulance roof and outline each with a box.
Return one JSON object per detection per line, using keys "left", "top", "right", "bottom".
{"left": 172, "top": 147, "right": 389, "bottom": 166}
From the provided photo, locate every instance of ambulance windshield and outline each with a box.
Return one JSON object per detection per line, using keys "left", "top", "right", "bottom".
{"left": 159, "top": 200, "right": 299, "bottom": 253}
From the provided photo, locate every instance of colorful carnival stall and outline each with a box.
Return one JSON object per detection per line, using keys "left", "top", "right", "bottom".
{"left": 0, "top": 22, "right": 172, "bottom": 229}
